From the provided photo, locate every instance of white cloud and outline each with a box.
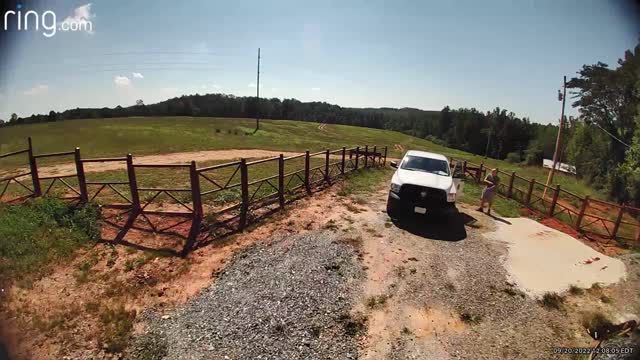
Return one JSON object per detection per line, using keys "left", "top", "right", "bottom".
{"left": 271, "top": 87, "right": 278, "bottom": 92}
{"left": 211, "top": 84, "right": 220, "bottom": 89}
{"left": 60, "top": 3, "right": 96, "bottom": 34}
{"left": 132, "top": 72, "right": 144, "bottom": 79}
{"left": 23, "top": 84, "right": 48, "bottom": 96}
{"left": 114, "top": 76, "right": 131, "bottom": 87}
{"left": 311, "top": 87, "right": 321, "bottom": 91}
{"left": 161, "top": 87, "right": 179, "bottom": 93}
{"left": 248, "top": 83, "right": 263, "bottom": 89}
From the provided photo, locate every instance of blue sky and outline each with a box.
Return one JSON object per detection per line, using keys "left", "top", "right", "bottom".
{"left": 0, "top": 0, "right": 637, "bottom": 123}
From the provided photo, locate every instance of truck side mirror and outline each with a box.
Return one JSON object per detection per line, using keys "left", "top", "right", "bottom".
{"left": 390, "top": 161, "right": 398, "bottom": 168}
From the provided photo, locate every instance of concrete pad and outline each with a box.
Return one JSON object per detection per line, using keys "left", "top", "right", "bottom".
{"left": 485, "top": 217, "right": 627, "bottom": 297}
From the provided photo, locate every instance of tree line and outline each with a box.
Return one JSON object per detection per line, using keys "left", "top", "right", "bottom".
{"left": 1, "top": 94, "right": 559, "bottom": 163}
{"left": 2, "top": 42, "right": 638, "bottom": 205}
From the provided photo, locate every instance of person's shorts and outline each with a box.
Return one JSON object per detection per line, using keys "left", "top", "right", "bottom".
{"left": 481, "top": 186, "right": 496, "bottom": 202}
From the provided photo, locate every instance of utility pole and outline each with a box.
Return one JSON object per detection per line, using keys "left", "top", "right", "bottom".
{"left": 543, "top": 75, "right": 567, "bottom": 199}
{"left": 484, "top": 127, "right": 492, "bottom": 158}
{"left": 255, "top": 47, "right": 261, "bottom": 133}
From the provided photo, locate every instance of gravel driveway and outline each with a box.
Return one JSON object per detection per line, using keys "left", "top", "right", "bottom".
{"left": 128, "top": 184, "right": 639, "bottom": 360}
{"left": 128, "top": 233, "right": 365, "bottom": 360}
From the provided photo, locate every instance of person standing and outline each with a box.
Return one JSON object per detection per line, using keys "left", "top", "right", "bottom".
{"left": 477, "top": 168, "right": 500, "bottom": 215}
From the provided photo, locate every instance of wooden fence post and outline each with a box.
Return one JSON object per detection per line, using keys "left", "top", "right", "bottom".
{"left": 341, "top": 147, "right": 346, "bottom": 175}
{"left": 239, "top": 158, "right": 249, "bottom": 228}
{"left": 278, "top": 154, "right": 285, "bottom": 208}
{"left": 189, "top": 161, "right": 203, "bottom": 219}
{"left": 27, "top": 137, "right": 41, "bottom": 197}
{"left": 525, "top": 178, "right": 535, "bottom": 205}
{"left": 355, "top": 146, "right": 359, "bottom": 170}
{"left": 126, "top": 154, "right": 140, "bottom": 213}
{"left": 324, "top": 149, "right": 330, "bottom": 184}
{"left": 364, "top": 145, "right": 369, "bottom": 168}
{"left": 506, "top": 172, "right": 515, "bottom": 198}
{"left": 372, "top": 146, "right": 377, "bottom": 166}
{"left": 611, "top": 205, "right": 625, "bottom": 240}
{"left": 575, "top": 196, "right": 590, "bottom": 231}
{"left": 462, "top": 160, "right": 467, "bottom": 175}
{"left": 74, "top": 147, "right": 88, "bottom": 203}
{"left": 477, "top": 163, "right": 483, "bottom": 182}
{"left": 383, "top": 146, "right": 387, "bottom": 166}
{"left": 548, "top": 185, "right": 560, "bottom": 217}
{"left": 304, "top": 150, "right": 311, "bottom": 193}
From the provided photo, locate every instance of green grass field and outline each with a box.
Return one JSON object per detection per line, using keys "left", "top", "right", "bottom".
{"left": 0, "top": 116, "right": 602, "bottom": 200}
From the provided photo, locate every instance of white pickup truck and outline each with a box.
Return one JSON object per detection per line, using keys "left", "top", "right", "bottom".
{"left": 386, "top": 150, "right": 464, "bottom": 218}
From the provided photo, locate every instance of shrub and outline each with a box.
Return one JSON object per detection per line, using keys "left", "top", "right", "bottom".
{"left": 505, "top": 152, "right": 521, "bottom": 163}
{"left": 539, "top": 292, "right": 564, "bottom": 310}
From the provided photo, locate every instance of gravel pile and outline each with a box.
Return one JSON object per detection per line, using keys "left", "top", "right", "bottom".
{"left": 128, "top": 232, "right": 364, "bottom": 360}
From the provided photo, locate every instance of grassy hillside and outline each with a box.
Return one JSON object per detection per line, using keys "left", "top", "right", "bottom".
{"left": 0, "top": 116, "right": 603, "bottom": 200}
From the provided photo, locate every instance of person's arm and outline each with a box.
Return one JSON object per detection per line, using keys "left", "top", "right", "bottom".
{"left": 483, "top": 175, "right": 495, "bottom": 186}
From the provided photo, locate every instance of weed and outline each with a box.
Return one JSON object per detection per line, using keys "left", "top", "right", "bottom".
{"left": 366, "top": 294, "right": 388, "bottom": 309}
{"left": 337, "top": 312, "right": 367, "bottom": 336}
{"left": 175, "top": 260, "right": 191, "bottom": 275}
{"left": 401, "top": 326, "right": 413, "bottom": 335}
{"left": 394, "top": 265, "right": 406, "bottom": 278}
{"left": 353, "top": 195, "right": 367, "bottom": 205}
{"left": 568, "top": 284, "right": 584, "bottom": 295}
{"left": 587, "top": 282, "right": 603, "bottom": 296}
{"left": 600, "top": 295, "right": 612, "bottom": 304}
{"left": 580, "top": 311, "right": 613, "bottom": 331}
{"left": 502, "top": 287, "right": 526, "bottom": 298}
{"left": 85, "top": 301, "right": 100, "bottom": 313}
{"left": 539, "top": 292, "right": 564, "bottom": 310}
{"left": 345, "top": 203, "right": 362, "bottom": 214}
{"left": 98, "top": 303, "right": 137, "bottom": 354}
{"left": 323, "top": 220, "right": 339, "bottom": 231}
{"left": 460, "top": 312, "right": 483, "bottom": 324}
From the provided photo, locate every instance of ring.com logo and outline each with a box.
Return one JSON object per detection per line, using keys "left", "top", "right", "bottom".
{"left": 3, "top": 2, "right": 94, "bottom": 38}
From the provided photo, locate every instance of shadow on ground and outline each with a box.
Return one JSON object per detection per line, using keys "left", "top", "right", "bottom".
{"left": 391, "top": 209, "right": 478, "bottom": 241}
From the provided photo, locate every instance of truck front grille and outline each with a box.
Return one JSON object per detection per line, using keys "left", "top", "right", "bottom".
{"left": 399, "top": 184, "right": 447, "bottom": 207}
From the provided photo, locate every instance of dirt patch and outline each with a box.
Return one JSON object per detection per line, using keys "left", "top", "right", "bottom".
{"left": 3, "top": 149, "right": 301, "bottom": 178}
{"left": 520, "top": 207, "right": 630, "bottom": 256}
{"left": 1, "top": 184, "right": 360, "bottom": 359}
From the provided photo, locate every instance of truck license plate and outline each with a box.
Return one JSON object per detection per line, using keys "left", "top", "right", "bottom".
{"left": 414, "top": 207, "right": 427, "bottom": 214}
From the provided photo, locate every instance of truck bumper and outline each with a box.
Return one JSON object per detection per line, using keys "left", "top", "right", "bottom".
{"left": 386, "top": 191, "right": 456, "bottom": 217}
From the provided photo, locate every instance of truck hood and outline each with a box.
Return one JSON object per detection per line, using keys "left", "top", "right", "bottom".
{"left": 394, "top": 168, "right": 454, "bottom": 191}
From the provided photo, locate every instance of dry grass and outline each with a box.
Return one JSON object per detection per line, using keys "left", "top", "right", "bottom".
{"left": 539, "top": 292, "right": 564, "bottom": 310}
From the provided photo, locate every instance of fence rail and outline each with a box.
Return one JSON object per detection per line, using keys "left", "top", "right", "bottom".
{"left": 456, "top": 159, "right": 640, "bottom": 245}
{"left": 1, "top": 138, "right": 388, "bottom": 252}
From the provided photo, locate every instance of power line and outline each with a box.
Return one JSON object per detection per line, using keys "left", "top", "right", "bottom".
{"left": 591, "top": 122, "right": 631, "bottom": 148}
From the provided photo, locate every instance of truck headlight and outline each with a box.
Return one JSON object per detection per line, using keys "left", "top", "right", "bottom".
{"left": 390, "top": 182, "right": 401, "bottom": 193}
{"left": 447, "top": 192, "right": 456, "bottom": 202}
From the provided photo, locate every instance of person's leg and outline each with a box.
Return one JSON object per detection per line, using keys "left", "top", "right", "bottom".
{"left": 477, "top": 199, "right": 485, "bottom": 212}
{"left": 487, "top": 199, "right": 493, "bottom": 215}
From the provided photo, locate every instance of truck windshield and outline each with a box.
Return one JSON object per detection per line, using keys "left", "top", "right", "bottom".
{"left": 400, "top": 155, "right": 450, "bottom": 176}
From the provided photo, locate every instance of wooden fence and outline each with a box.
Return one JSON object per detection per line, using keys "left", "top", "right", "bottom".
{"left": 457, "top": 159, "right": 640, "bottom": 245}
{"left": 0, "top": 138, "right": 387, "bottom": 252}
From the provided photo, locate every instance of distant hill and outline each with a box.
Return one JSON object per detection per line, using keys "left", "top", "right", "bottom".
{"left": 1, "top": 92, "right": 557, "bottom": 162}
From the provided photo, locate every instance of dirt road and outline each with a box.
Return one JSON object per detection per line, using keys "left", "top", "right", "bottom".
{"left": 2, "top": 149, "right": 301, "bottom": 178}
